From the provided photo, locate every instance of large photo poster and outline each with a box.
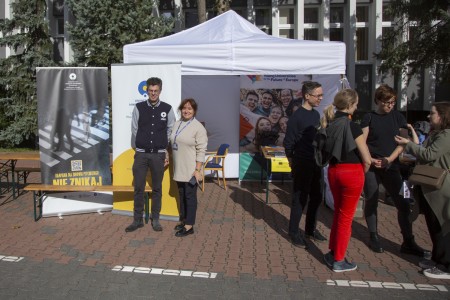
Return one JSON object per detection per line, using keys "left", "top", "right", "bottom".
{"left": 36, "top": 67, "right": 111, "bottom": 186}
{"left": 239, "top": 74, "right": 340, "bottom": 181}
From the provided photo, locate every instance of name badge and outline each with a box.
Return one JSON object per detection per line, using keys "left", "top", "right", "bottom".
{"left": 172, "top": 143, "right": 178, "bottom": 151}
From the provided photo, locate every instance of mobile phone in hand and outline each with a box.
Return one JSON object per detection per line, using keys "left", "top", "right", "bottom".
{"left": 399, "top": 128, "right": 409, "bottom": 138}
{"left": 188, "top": 176, "right": 197, "bottom": 186}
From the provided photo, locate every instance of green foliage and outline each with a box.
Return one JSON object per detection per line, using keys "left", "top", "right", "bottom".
{"left": 66, "top": 0, "right": 174, "bottom": 67}
{"left": 377, "top": 0, "right": 450, "bottom": 82}
{"left": 0, "top": 0, "right": 174, "bottom": 148}
{"left": 0, "top": 0, "right": 57, "bottom": 148}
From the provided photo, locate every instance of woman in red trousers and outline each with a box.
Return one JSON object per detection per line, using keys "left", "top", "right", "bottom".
{"left": 321, "top": 89, "right": 372, "bottom": 272}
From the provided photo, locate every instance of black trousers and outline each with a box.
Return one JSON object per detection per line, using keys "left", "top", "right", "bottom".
{"left": 363, "top": 163, "right": 413, "bottom": 239}
{"left": 177, "top": 181, "right": 198, "bottom": 226}
{"left": 288, "top": 158, "right": 323, "bottom": 236}
{"left": 417, "top": 186, "right": 450, "bottom": 271}
{"left": 132, "top": 152, "right": 165, "bottom": 221}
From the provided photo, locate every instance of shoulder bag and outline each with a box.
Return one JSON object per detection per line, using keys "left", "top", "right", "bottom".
{"left": 409, "top": 164, "right": 448, "bottom": 190}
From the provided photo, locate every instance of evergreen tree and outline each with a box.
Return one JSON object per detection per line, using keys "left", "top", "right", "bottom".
{"left": 377, "top": 0, "right": 450, "bottom": 82}
{"left": 66, "top": 0, "right": 174, "bottom": 67}
{"left": 0, "top": 0, "right": 57, "bottom": 148}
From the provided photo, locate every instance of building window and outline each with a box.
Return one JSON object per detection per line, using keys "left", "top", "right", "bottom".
{"left": 381, "top": 26, "right": 394, "bottom": 48}
{"left": 184, "top": 11, "right": 198, "bottom": 28}
{"left": 304, "top": 6, "right": 319, "bottom": 40}
{"left": 280, "top": 29, "right": 295, "bottom": 39}
{"left": 53, "top": 0, "right": 64, "bottom": 17}
{"left": 330, "top": 6, "right": 344, "bottom": 23}
{"left": 330, "top": 28, "right": 344, "bottom": 41}
{"left": 254, "top": 0, "right": 271, "bottom": 6}
{"left": 255, "top": 8, "right": 271, "bottom": 34}
{"left": 382, "top": 1, "right": 394, "bottom": 22}
{"left": 159, "top": 0, "right": 175, "bottom": 10}
{"left": 356, "top": 27, "right": 369, "bottom": 60}
{"left": 330, "top": 5, "right": 344, "bottom": 42}
{"left": 356, "top": 5, "right": 369, "bottom": 61}
{"left": 356, "top": 6, "right": 369, "bottom": 23}
{"left": 53, "top": 37, "right": 64, "bottom": 62}
{"left": 56, "top": 18, "right": 64, "bottom": 36}
{"left": 279, "top": 8, "right": 294, "bottom": 25}
{"left": 304, "top": 29, "right": 319, "bottom": 40}
{"left": 305, "top": 7, "right": 319, "bottom": 23}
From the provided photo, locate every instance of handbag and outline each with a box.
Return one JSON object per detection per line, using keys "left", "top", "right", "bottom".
{"left": 409, "top": 164, "right": 448, "bottom": 190}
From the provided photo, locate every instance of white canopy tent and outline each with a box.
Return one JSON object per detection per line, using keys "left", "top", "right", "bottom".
{"left": 123, "top": 10, "right": 346, "bottom": 178}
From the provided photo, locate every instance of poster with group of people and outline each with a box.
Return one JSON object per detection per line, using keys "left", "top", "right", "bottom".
{"left": 239, "top": 75, "right": 310, "bottom": 180}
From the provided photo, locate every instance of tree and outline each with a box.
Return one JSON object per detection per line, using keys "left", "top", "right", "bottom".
{"left": 377, "top": 0, "right": 450, "bottom": 82}
{"left": 66, "top": 0, "right": 174, "bottom": 67}
{"left": 215, "top": 0, "right": 231, "bottom": 15}
{"left": 0, "top": 0, "right": 57, "bottom": 148}
{"left": 198, "top": 0, "right": 207, "bottom": 24}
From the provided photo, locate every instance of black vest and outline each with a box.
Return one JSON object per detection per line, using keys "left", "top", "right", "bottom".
{"left": 135, "top": 101, "right": 172, "bottom": 151}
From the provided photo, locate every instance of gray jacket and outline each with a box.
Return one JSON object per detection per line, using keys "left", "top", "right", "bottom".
{"left": 406, "top": 129, "right": 450, "bottom": 234}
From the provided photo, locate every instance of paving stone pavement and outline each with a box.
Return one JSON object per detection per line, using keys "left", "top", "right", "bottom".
{"left": 0, "top": 173, "right": 449, "bottom": 299}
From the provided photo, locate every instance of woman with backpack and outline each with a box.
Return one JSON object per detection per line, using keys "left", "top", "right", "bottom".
{"left": 321, "top": 89, "right": 372, "bottom": 272}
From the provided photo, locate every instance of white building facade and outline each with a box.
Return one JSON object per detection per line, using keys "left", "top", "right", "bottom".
{"left": 2, "top": 0, "right": 448, "bottom": 115}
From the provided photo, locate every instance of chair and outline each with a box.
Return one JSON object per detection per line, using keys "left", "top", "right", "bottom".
{"left": 202, "top": 144, "right": 229, "bottom": 192}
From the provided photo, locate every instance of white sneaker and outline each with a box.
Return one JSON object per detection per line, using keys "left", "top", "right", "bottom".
{"left": 423, "top": 267, "right": 450, "bottom": 280}
{"left": 419, "top": 260, "right": 436, "bottom": 269}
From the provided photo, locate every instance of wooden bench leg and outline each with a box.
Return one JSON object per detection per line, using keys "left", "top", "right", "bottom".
{"left": 15, "top": 171, "right": 30, "bottom": 198}
{"left": 33, "top": 191, "right": 44, "bottom": 222}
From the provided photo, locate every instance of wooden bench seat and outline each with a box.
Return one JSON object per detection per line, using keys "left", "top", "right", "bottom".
{"left": 24, "top": 184, "right": 152, "bottom": 222}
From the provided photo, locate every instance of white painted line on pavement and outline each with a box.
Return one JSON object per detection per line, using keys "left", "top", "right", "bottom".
{"left": 0, "top": 255, "right": 24, "bottom": 263}
{"left": 112, "top": 265, "right": 218, "bottom": 279}
{"left": 326, "top": 279, "right": 448, "bottom": 292}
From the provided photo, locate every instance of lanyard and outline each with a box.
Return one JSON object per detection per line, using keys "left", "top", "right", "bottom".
{"left": 173, "top": 118, "right": 194, "bottom": 145}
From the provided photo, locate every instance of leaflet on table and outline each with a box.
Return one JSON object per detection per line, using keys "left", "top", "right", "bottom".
{"left": 271, "top": 157, "right": 291, "bottom": 172}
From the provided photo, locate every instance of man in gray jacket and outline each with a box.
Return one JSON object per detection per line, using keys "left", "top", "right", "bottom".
{"left": 125, "top": 77, "right": 175, "bottom": 233}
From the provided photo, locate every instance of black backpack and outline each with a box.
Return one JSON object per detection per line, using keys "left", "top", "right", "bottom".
{"left": 313, "top": 126, "right": 332, "bottom": 167}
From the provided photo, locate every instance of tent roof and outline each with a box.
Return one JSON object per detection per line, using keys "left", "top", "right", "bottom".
{"left": 123, "top": 10, "right": 346, "bottom": 75}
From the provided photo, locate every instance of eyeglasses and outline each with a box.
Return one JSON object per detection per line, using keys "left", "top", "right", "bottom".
{"left": 147, "top": 89, "right": 160, "bottom": 95}
{"left": 308, "top": 94, "right": 323, "bottom": 98}
{"left": 381, "top": 100, "right": 396, "bottom": 106}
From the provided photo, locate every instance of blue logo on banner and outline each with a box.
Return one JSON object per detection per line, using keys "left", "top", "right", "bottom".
{"left": 138, "top": 81, "right": 148, "bottom": 98}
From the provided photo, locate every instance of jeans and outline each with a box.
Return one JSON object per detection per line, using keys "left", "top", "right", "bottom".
{"left": 288, "top": 158, "right": 323, "bottom": 236}
{"left": 177, "top": 181, "right": 198, "bottom": 226}
{"left": 363, "top": 163, "right": 413, "bottom": 239}
{"left": 132, "top": 152, "right": 165, "bottom": 221}
{"left": 328, "top": 163, "right": 364, "bottom": 261}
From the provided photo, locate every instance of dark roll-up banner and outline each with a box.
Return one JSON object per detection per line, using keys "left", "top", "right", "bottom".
{"left": 36, "top": 67, "right": 112, "bottom": 217}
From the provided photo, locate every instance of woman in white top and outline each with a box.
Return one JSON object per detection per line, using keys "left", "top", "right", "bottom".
{"left": 170, "top": 98, "right": 208, "bottom": 237}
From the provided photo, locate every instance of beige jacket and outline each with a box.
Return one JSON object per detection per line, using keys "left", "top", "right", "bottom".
{"left": 170, "top": 118, "right": 208, "bottom": 182}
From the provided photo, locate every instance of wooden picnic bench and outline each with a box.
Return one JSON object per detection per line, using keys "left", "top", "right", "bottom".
{"left": 0, "top": 151, "right": 40, "bottom": 198}
{"left": 24, "top": 184, "right": 152, "bottom": 222}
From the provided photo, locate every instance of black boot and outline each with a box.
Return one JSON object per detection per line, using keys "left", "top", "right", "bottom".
{"left": 125, "top": 219, "right": 144, "bottom": 232}
{"left": 401, "top": 236, "right": 431, "bottom": 258}
{"left": 369, "top": 232, "right": 384, "bottom": 253}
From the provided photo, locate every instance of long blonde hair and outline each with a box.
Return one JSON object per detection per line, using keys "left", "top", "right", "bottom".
{"left": 320, "top": 88, "right": 359, "bottom": 128}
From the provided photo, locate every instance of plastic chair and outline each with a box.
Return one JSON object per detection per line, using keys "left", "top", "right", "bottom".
{"left": 202, "top": 144, "right": 229, "bottom": 192}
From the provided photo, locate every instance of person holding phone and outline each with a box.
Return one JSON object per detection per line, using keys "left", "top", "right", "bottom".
{"left": 170, "top": 98, "right": 208, "bottom": 237}
{"left": 360, "top": 84, "right": 430, "bottom": 258}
